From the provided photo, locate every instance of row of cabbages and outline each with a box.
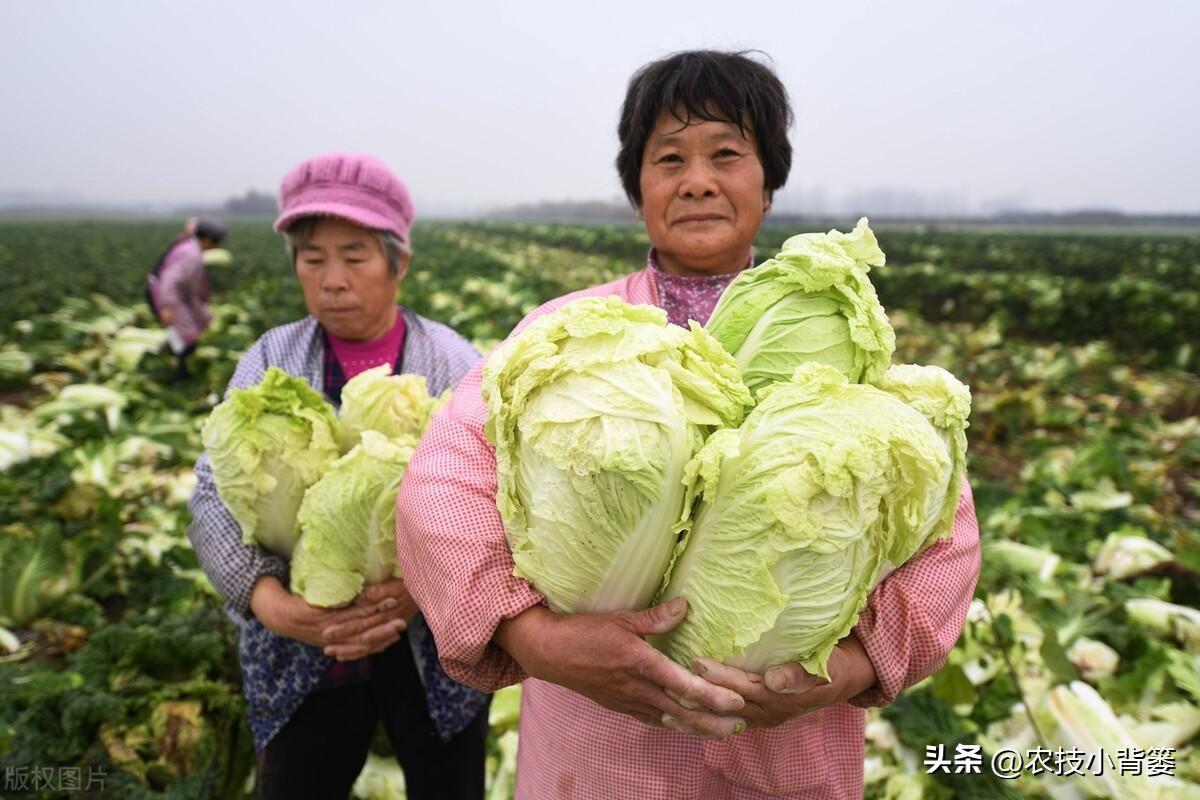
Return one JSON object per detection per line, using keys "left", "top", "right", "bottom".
{"left": 484, "top": 219, "right": 972, "bottom": 677}
{"left": 202, "top": 365, "right": 446, "bottom": 606}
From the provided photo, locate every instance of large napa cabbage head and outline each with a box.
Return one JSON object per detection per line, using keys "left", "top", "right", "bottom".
{"left": 200, "top": 367, "right": 340, "bottom": 558}
{"left": 653, "top": 363, "right": 956, "bottom": 679}
{"left": 705, "top": 217, "right": 895, "bottom": 397}
{"left": 291, "top": 431, "right": 417, "bottom": 607}
{"left": 482, "top": 296, "right": 751, "bottom": 614}
{"left": 337, "top": 364, "right": 445, "bottom": 452}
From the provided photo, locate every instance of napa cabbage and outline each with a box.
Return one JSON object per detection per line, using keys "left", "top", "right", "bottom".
{"left": 705, "top": 217, "right": 895, "bottom": 397}
{"left": 200, "top": 367, "right": 340, "bottom": 558}
{"left": 482, "top": 296, "right": 751, "bottom": 613}
{"left": 653, "top": 362, "right": 969, "bottom": 678}
{"left": 337, "top": 364, "right": 447, "bottom": 452}
{"left": 290, "top": 431, "right": 416, "bottom": 607}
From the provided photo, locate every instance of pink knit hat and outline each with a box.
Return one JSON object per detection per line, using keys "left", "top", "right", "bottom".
{"left": 273, "top": 152, "right": 415, "bottom": 243}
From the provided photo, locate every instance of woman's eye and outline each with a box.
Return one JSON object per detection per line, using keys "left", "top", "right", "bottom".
{"left": 658, "top": 153, "right": 683, "bottom": 164}
{"left": 715, "top": 148, "right": 741, "bottom": 159}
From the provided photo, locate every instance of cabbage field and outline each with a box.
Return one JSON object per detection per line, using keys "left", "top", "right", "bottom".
{"left": 1, "top": 219, "right": 1198, "bottom": 798}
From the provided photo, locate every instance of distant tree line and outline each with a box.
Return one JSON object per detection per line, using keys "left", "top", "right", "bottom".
{"left": 222, "top": 190, "right": 277, "bottom": 217}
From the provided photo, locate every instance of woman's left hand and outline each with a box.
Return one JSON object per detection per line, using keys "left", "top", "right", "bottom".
{"left": 689, "top": 634, "right": 878, "bottom": 729}
{"left": 320, "top": 579, "right": 419, "bottom": 660}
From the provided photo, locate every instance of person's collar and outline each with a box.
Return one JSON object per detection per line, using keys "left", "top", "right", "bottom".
{"left": 646, "top": 247, "right": 754, "bottom": 280}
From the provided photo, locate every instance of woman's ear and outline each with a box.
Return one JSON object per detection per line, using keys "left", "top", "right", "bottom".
{"left": 396, "top": 251, "right": 412, "bottom": 283}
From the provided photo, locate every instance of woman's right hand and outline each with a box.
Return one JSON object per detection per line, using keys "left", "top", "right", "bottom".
{"left": 249, "top": 576, "right": 407, "bottom": 660}
{"left": 494, "top": 597, "right": 747, "bottom": 738}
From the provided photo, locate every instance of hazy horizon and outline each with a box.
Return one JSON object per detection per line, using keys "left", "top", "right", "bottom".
{"left": 3, "top": 1, "right": 1197, "bottom": 216}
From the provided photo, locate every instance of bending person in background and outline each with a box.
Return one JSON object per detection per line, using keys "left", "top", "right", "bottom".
{"left": 187, "top": 153, "right": 489, "bottom": 800}
{"left": 396, "top": 50, "right": 981, "bottom": 799}
{"left": 148, "top": 217, "right": 224, "bottom": 380}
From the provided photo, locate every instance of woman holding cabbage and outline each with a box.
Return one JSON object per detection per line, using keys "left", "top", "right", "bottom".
{"left": 187, "top": 153, "right": 489, "bottom": 799}
{"left": 396, "top": 51, "right": 981, "bottom": 799}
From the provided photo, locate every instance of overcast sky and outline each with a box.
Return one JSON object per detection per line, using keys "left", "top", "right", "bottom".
{"left": 3, "top": 0, "right": 1196, "bottom": 215}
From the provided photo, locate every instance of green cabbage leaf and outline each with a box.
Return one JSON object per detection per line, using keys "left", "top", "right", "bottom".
{"left": 705, "top": 217, "right": 895, "bottom": 397}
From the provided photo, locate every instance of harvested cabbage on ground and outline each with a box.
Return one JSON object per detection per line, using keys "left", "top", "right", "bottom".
{"left": 200, "top": 367, "right": 341, "bottom": 558}
{"left": 291, "top": 431, "right": 417, "bottom": 607}
{"left": 482, "top": 296, "right": 751, "bottom": 613}
{"left": 653, "top": 362, "right": 970, "bottom": 679}
{"left": 705, "top": 217, "right": 895, "bottom": 397}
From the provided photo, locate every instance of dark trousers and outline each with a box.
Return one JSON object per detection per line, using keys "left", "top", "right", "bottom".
{"left": 257, "top": 640, "right": 490, "bottom": 800}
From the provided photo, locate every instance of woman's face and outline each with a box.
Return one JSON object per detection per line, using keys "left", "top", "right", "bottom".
{"left": 294, "top": 217, "right": 408, "bottom": 341}
{"left": 638, "top": 111, "right": 768, "bottom": 277}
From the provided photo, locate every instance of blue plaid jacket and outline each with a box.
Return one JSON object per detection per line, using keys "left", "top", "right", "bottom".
{"left": 187, "top": 308, "right": 488, "bottom": 751}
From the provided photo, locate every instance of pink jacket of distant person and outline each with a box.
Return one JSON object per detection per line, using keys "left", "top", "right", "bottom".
{"left": 395, "top": 267, "right": 982, "bottom": 800}
{"left": 150, "top": 237, "right": 212, "bottom": 346}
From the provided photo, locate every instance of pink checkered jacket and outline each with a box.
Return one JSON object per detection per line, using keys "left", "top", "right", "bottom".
{"left": 396, "top": 267, "right": 981, "bottom": 800}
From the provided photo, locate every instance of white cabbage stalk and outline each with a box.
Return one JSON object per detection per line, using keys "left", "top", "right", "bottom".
{"left": 1065, "top": 637, "right": 1120, "bottom": 682}
{"left": 1069, "top": 479, "right": 1134, "bottom": 512}
{"left": 109, "top": 326, "right": 168, "bottom": 371}
{"left": 1040, "top": 681, "right": 1195, "bottom": 800}
{"left": 0, "top": 349, "right": 34, "bottom": 381}
{"left": 1094, "top": 533, "right": 1173, "bottom": 580}
{"left": 1132, "top": 702, "right": 1200, "bottom": 749}
{"left": 987, "top": 540, "right": 1060, "bottom": 581}
{"left": 0, "top": 423, "right": 68, "bottom": 472}
{"left": 34, "top": 383, "right": 129, "bottom": 430}
{"left": 1126, "top": 599, "right": 1200, "bottom": 652}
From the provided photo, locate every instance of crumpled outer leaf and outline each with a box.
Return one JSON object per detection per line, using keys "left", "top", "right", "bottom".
{"left": 337, "top": 363, "right": 443, "bottom": 452}
{"left": 874, "top": 363, "right": 971, "bottom": 561}
{"left": 200, "top": 367, "right": 340, "bottom": 558}
{"left": 482, "top": 296, "right": 751, "bottom": 613}
{"left": 705, "top": 217, "right": 895, "bottom": 396}
{"left": 654, "top": 363, "right": 951, "bottom": 679}
{"left": 291, "top": 431, "right": 416, "bottom": 607}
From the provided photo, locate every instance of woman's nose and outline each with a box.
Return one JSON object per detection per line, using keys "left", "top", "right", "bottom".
{"left": 321, "top": 263, "right": 351, "bottom": 291}
{"left": 679, "top": 161, "right": 719, "bottom": 198}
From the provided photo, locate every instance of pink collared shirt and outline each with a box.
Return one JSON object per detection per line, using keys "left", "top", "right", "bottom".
{"left": 395, "top": 267, "right": 981, "bottom": 799}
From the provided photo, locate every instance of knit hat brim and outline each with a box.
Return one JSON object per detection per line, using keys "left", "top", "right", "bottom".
{"left": 273, "top": 200, "right": 407, "bottom": 243}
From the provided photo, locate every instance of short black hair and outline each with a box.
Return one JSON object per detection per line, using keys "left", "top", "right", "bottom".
{"left": 616, "top": 50, "right": 793, "bottom": 208}
{"left": 194, "top": 219, "right": 227, "bottom": 245}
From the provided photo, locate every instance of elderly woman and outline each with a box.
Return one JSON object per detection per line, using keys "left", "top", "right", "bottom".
{"left": 187, "top": 153, "right": 489, "bottom": 799}
{"left": 396, "top": 51, "right": 981, "bottom": 799}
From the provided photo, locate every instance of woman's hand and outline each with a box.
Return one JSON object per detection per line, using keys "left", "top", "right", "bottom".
{"left": 495, "top": 597, "right": 747, "bottom": 738}
{"left": 159, "top": 307, "right": 175, "bottom": 326}
{"left": 690, "top": 634, "right": 878, "bottom": 729}
{"left": 249, "top": 576, "right": 408, "bottom": 661}
{"left": 321, "top": 579, "right": 420, "bottom": 660}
